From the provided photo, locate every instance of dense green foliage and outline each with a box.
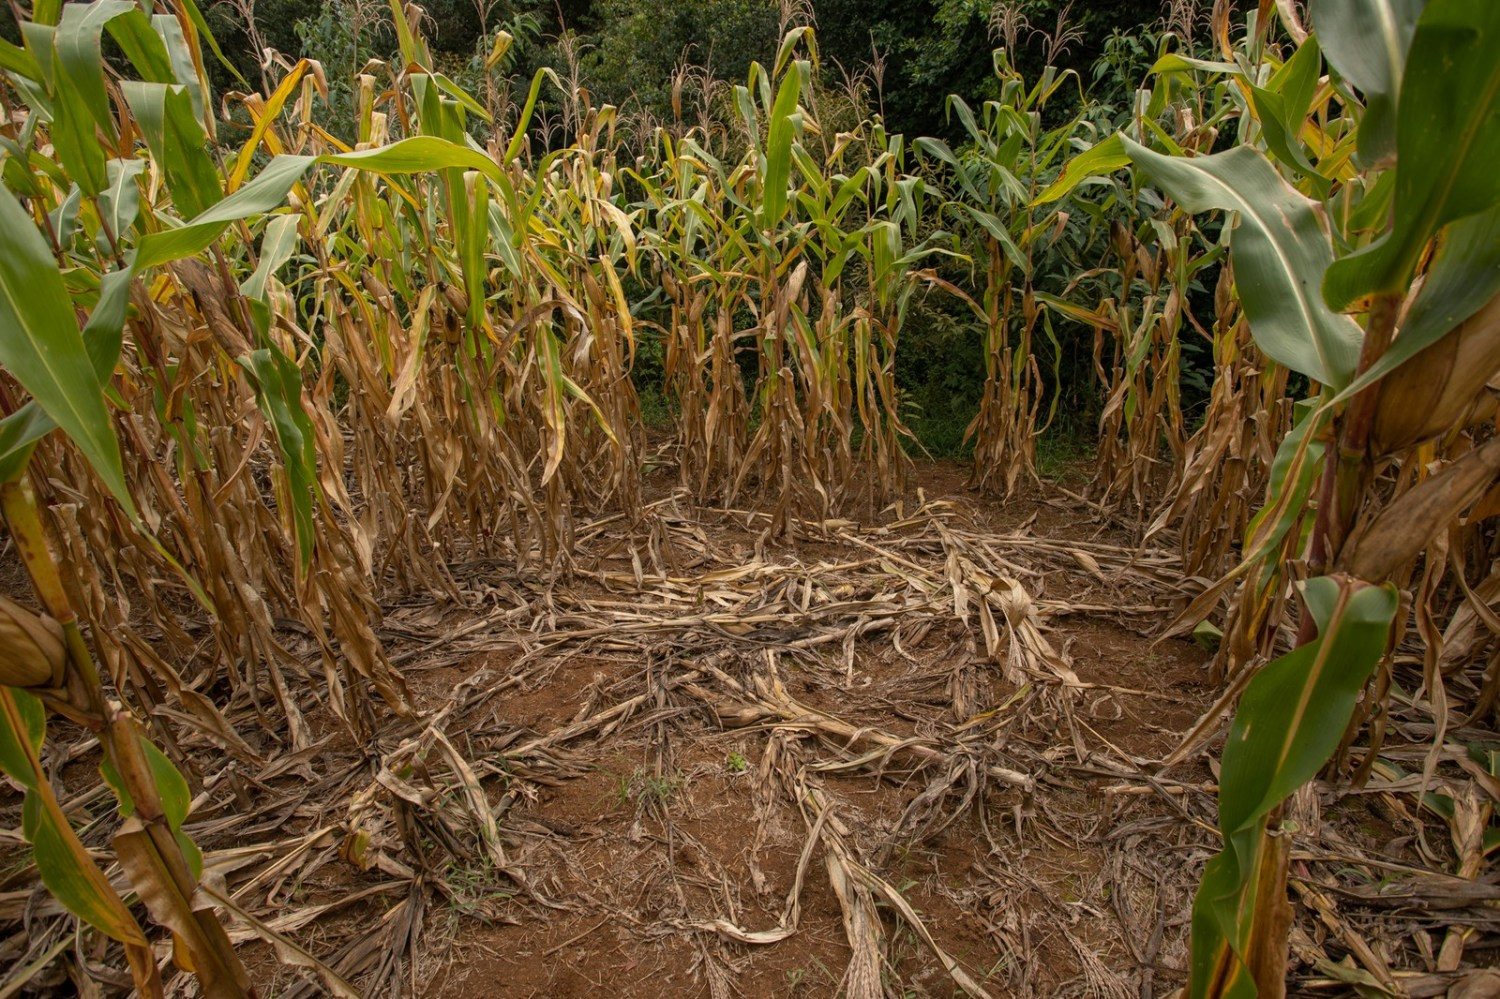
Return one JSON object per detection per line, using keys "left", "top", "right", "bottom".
{"left": 185, "top": 0, "right": 1204, "bottom": 137}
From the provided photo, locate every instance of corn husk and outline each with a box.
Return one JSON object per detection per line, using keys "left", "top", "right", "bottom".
{"left": 0, "top": 595, "right": 67, "bottom": 688}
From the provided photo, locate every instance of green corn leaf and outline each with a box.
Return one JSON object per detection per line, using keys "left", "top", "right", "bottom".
{"left": 1334, "top": 203, "right": 1500, "bottom": 404}
{"left": 1150, "top": 52, "right": 1240, "bottom": 78}
{"left": 121, "top": 81, "right": 222, "bottom": 219}
{"left": 954, "top": 205, "right": 1025, "bottom": 277}
{"left": 0, "top": 186, "right": 133, "bottom": 513}
{"left": 734, "top": 84, "right": 762, "bottom": 159}
{"left": 240, "top": 214, "right": 301, "bottom": 341}
{"left": 0, "top": 262, "right": 132, "bottom": 485}
{"left": 237, "top": 346, "right": 319, "bottom": 569}
{"left": 486, "top": 200, "right": 523, "bottom": 279}
{"left": 830, "top": 167, "right": 872, "bottom": 219}
{"left": 1323, "top": 1, "right": 1500, "bottom": 310}
{"left": 19, "top": 21, "right": 55, "bottom": 79}
{"left": 760, "top": 61, "right": 804, "bottom": 230}
{"left": 0, "top": 404, "right": 53, "bottom": 483}
{"left": 134, "top": 154, "right": 315, "bottom": 269}
{"left": 1122, "top": 137, "right": 1362, "bottom": 388}
{"left": 57, "top": 1, "right": 174, "bottom": 107}
{"left": 773, "top": 25, "right": 815, "bottom": 77}
{"left": 100, "top": 731, "right": 202, "bottom": 877}
{"left": 1, "top": 688, "right": 151, "bottom": 948}
{"left": 241, "top": 213, "right": 302, "bottom": 304}
{"left": 1220, "top": 579, "right": 1399, "bottom": 832}
{"left": 1247, "top": 40, "right": 1329, "bottom": 195}
{"left": 82, "top": 266, "right": 133, "bottom": 383}
{"left": 428, "top": 70, "right": 490, "bottom": 122}
{"left": 0, "top": 685, "right": 44, "bottom": 780}
{"left": 1243, "top": 398, "right": 1327, "bottom": 559}
{"left": 100, "top": 5, "right": 175, "bottom": 86}
{"left": 24, "top": 789, "right": 148, "bottom": 942}
{"left": 460, "top": 175, "right": 490, "bottom": 327}
{"left": 323, "top": 136, "right": 506, "bottom": 186}
{"left": 50, "top": 0, "right": 174, "bottom": 184}
{"left": 2, "top": 141, "right": 53, "bottom": 198}
{"left": 47, "top": 63, "right": 109, "bottom": 195}
{"left": 154, "top": 12, "right": 208, "bottom": 122}
{"left": 56, "top": 1, "right": 134, "bottom": 131}
{"left": 174, "top": 0, "right": 247, "bottom": 88}
{"left": 1190, "top": 578, "right": 1398, "bottom": 997}
{"left": 1267, "top": 30, "right": 1322, "bottom": 127}
{"left": 1033, "top": 133, "right": 1128, "bottom": 205}
{"left": 789, "top": 142, "right": 827, "bottom": 206}
{"left": 98, "top": 157, "right": 146, "bottom": 245}
{"left": 915, "top": 136, "right": 989, "bottom": 206}
{"left": 503, "top": 68, "right": 558, "bottom": 163}
{"left": 387, "top": 0, "right": 428, "bottom": 68}
{"left": 0, "top": 36, "right": 43, "bottom": 81}
{"left": 49, "top": 183, "right": 81, "bottom": 247}
{"left": 1311, "top": 0, "right": 1421, "bottom": 167}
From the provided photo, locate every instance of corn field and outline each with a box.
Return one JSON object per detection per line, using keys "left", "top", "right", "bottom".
{"left": 0, "top": 0, "right": 1497, "bottom": 995}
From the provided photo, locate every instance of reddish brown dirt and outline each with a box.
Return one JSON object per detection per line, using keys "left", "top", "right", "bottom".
{"left": 7, "top": 459, "right": 1499, "bottom": 999}
{"left": 415, "top": 463, "right": 1216, "bottom": 999}
{"left": 0, "top": 460, "right": 1220, "bottom": 999}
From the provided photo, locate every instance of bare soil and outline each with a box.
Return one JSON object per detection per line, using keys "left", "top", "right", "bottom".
{"left": 13, "top": 461, "right": 1492, "bottom": 998}
{"left": 402, "top": 462, "right": 1219, "bottom": 999}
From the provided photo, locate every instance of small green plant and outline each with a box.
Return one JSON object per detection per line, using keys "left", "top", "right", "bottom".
{"left": 787, "top": 958, "right": 843, "bottom": 995}
{"left": 443, "top": 860, "right": 515, "bottom": 919}
{"left": 726, "top": 750, "right": 749, "bottom": 774}
{"left": 617, "top": 766, "right": 681, "bottom": 806}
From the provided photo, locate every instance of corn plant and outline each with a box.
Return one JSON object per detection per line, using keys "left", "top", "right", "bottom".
{"left": 1065, "top": 1, "right": 1500, "bottom": 993}
{"left": 0, "top": 0, "right": 634, "bottom": 988}
{"left": 915, "top": 55, "right": 1093, "bottom": 497}
{"left": 628, "top": 33, "right": 950, "bottom": 526}
{"left": 0, "top": 4, "right": 264, "bottom": 990}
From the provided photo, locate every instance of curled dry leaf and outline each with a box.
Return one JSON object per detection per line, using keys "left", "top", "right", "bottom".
{"left": 1372, "top": 291, "right": 1500, "bottom": 454}
{"left": 0, "top": 596, "right": 66, "bottom": 688}
{"left": 1341, "top": 435, "right": 1500, "bottom": 582}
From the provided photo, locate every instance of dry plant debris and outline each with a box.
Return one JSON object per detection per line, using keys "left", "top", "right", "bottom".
{"left": 9, "top": 469, "right": 1491, "bottom": 997}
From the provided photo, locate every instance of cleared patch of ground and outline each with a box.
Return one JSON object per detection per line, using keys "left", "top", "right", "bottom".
{"left": 398, "top": 465, "right": 1220, "bottom": 999}
{"left": 7, "top": 462, "right": 1496, "bottom": 998}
